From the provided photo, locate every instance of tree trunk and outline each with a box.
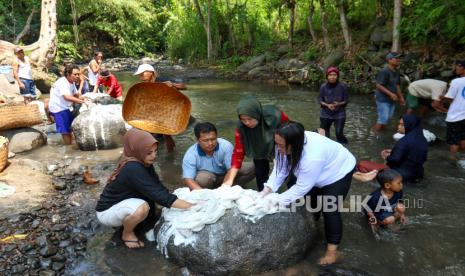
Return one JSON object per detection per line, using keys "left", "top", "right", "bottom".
{"left": 0, "top": 0, "right": 57, "bottom": 70}
{"left": 307, "top": 0, "right": 317, "bottom": 42}
{"left": 193, "top": 0, "right": 213, "bottom": 60}
{"left": 14, "top": 8, "right": 37, "bottom": 44}
{"left": 319, "top": 0, "right": 330, "bottom": 51}
{"left": 392, "top": 0, "right": 402, "bottom": 52}
{"left": 287, "top": 0, "right": 296, "bottom": 48}
{"left": 337, "top": 0, "right": 352, "bottom": 51}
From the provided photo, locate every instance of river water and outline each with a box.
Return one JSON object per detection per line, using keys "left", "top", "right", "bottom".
{"left": 27, "top": 72, "right": 465, "bottom": 275}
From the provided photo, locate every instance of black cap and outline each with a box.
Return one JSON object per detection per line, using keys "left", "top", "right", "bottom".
{"left": 386, "top": 52, "right": 401, "bottom": 60}
{"left": 455, "top": 60, "right": 465, "bottom": 67}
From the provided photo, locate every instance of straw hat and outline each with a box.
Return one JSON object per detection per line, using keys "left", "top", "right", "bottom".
{"left": 123, "top": 82, "right": 192, "bottom": 135}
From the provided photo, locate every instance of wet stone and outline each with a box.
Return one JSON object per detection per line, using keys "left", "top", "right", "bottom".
{"left": 3, "top": 244, "right": 17, "bottom": 252}
{"left": 40, "top": 258, "right": 52, "bottom": 269}
{"left": 39, "top": 245, "right": 58, "bottom": 257}
{"left": 51, "top": 254, "right": 66, "bottom": 262}
{"left": 26, "top": 258, "right": 40, "bottom": 269}
{"left": 51, "top": 262, "right": 65, "bottom": 271}
{"left": 51, "top": 224, "right": 66, "bottom": 232}
{"left": 38, "top": 270, "right": 55, "bottom": 276}
{"left": 36, "top": 235, "right": 49, "bottom": 247}
{"left": 8, "top": 215, "right": 21, "bottom": 223}
{"left": 19, "top": 243, "right": 34, "bottom": 252}
{"left": 58, "top": 240, "right": 71, "bottom": 248}
{"left": 11, "top": 264, "right": 26, "bottom": 274}
{"left": 31, "top": 219, "right": 40, "bottom": 229}
{"left": 72, "top": 233, "right": 87, "bottom": 243}
{"left": 52, "top": 178, "right": 67, "bottom": 190}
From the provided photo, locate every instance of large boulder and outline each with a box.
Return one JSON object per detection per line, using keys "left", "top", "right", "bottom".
{"left": 237, "top": 55, "right": 266, "bottom": 73}
{"left": 322, "top": 50, "right": 345, "bottom": 70}
{"left": 155, "top": 187, "right": 316, "bottom": 275}
{"left": 247, "top": 65, "right": 272, "bottom": 79}
{"left": 32, "top": 69, "right": 57, "bottom": 94}
{"left": 72, "top": 104, "right": 127, "bottom": 151}
{"left": 0, "top": 128, "right": 47, "bottom": 153}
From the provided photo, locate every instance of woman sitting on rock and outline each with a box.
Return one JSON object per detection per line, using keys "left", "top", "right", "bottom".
{"left": 261, "top": 121, "right": 356, "bottom": 265}
{"left": 95, "top": 128, "right": 193, "bottom": 249}
{"left": 222, "top": 95, "right": 289, "bottom": 191}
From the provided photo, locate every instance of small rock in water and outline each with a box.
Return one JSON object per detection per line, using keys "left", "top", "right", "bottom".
{"left": 51, "top": 261, "right": 65, "bottom": 271}
{"left": 51, "top": 214, "right": 61, "bottom": 223}
{"left": 40, "top": 258, "right": 52, "bottom": 269}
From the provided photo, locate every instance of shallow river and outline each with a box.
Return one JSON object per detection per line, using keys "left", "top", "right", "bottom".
{"left": 26, "top": 72, "right": 465, "bottom": 275}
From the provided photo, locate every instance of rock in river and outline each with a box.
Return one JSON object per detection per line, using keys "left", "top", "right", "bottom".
{"left": 154, "top": 186, "right": 316, "bottom": 275}
{"left": 72, "top": 104, "right": 126, "bottom": 151}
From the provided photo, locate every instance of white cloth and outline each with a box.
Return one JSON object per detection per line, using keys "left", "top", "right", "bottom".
{"left": 96, "top": 198, "right": 146, "bottom": 227}
{"left": 156, "top": 186, "right": 283, "bottom": 257}
{"left": 16, "top": 57, "right": 33, "bottom": 80}
{"left": 445, "top": 77, "right": 465, "bottom": 122}
{"left": 393, "top": 129, "right": 436, "bottom": 142}
{"left": 265, "top": 131, "right": 356, "bottom": 205}
{"left": 408, "top": 79, "right": 447, "bottom": 100}
{"left": 48, "top": 77, "right": 77, "bottom": 113}
{"left": 88, "top": 60, "right": 99, "bottom": 86}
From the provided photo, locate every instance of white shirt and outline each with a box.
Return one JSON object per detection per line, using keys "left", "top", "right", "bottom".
{"left": 408, "top": 79, "right": 447, "bottom": 100}
{"left": 15, "top": 56, "right": 33, "bottom": 80}
{"left": 265, "top": 131, "right": 356, "bottom": 205}
{"left": 48, "top": 77, "right": 76, "bottom": 113}
{"left": 445, "top": 77, "right": 465, "bottom": 122}
{"left": 88, "top": 59, "right": 99, "bottom": 85}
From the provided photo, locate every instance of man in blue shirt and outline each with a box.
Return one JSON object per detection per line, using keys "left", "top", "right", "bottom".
{"left": 372, "top": 52, "right": 406, "bottom": 131}
{"left": 182, "top": 122, "right": 255, "bottom": 189}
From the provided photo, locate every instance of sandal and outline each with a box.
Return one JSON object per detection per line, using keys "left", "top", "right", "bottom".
{"left": 122, "top": 239, "right": 144, "bottom": 249}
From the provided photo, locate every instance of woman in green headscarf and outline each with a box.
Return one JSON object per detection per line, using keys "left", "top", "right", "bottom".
{"left": 223, "top": 95, "right": 289, "bottom": 190}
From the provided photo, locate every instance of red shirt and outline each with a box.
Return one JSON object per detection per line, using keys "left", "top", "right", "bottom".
{"left": 231, "top": 111, "right": 289, "bottom": 169}
{"left": 96, "top": 74, "right": 123, "bottom": 98}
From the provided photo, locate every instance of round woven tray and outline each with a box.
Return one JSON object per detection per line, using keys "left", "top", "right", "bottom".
{"left": 123, "top": 82, "right": 192, "bottom": 135}
{"left": 0, "top": 137, "right": 9, "bottom": 173}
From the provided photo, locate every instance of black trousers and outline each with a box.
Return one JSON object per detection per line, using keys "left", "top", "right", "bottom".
{"left": 288, "top": 168, "right": 354, "bottom": 245}
{"left": 253, "top": 158, "right": 270, "bottom": 191}
{"left": 320, "top": 117, "right": 348, "bottom": 144}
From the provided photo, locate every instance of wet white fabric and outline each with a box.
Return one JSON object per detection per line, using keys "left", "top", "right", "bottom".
{"left": 155, "top": 185, "right": 282, "bottom": 257}
{"left": 393, "top": 129, "right": 436, "bottom": 142}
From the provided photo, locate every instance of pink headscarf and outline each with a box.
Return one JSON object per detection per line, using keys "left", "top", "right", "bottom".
{"left": 107, "top": 128, "right": 158, "bottom": 182}
{"left": 326, "top": 66, "right": 339, "bottom": 77}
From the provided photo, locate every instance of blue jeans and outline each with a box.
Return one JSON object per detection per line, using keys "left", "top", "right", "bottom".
{"left": 19, "top": 78, "right": 36, "bottom": 97}
{"left": 376, "top": 101, "right": 395, "bottom": 125}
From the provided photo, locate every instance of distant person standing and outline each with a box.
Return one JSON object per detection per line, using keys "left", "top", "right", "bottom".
{"left": 88, "top": 51, "right": 103, "bottom": 92}
{"left": 372, "top": 52, "right": 405, "bottom": 131}
{"left": 406, "top": 79, "right": 448, "bottom": 117}
{"left": 443, "top": 60, "right": 465, "bottom": 156}
{"left": 49, "top": 64, "right": 88, "bottom": 145}
{"left": 93, "top": 69, "right": 123, "bottom": 101}
{"left": 318, "top": 66, "right": 349, "bottom": 144}
{"left": 12, "top": 47, "right": 36, "bottom": 101}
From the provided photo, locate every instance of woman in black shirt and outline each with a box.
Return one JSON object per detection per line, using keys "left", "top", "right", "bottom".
{"left": 96, "top": 128, "right": 192, "bottom": 248}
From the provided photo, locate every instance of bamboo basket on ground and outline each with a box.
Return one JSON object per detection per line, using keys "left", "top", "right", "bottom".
{"left": 123, "top": 82, "right": 192, "bottom": 135}
{"left": 0, "top": 136, "right": 8, "bottom": 173}
{"left": 0, "top": 103, "right": 43, "bottom": 131}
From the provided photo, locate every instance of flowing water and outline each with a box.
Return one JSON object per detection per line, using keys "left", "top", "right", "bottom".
{"left": 25, "top": 72, "right": 465, "bottom": 275}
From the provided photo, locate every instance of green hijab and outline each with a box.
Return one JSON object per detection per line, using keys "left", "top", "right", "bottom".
{"left": 236, "top": 95, "right": 282, "bottom": 159}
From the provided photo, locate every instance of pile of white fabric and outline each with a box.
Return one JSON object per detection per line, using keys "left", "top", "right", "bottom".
{"left": 152, "top": 186, "right": 283, "bottom": 256}
{"left": 393, "top": 129, "right": 436, "bottom": 142}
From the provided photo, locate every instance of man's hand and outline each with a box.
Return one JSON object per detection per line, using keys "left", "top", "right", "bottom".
{"left": 327, "top": 103, "right": 336, "bottom": 111}
{"left": 19, "top": 81, "right": 25, "bottom": 89}
{"left": 400, "top": 214, "right": 408, "bottom": 225}
{"left": 259, "top": 186, "right": 272, "bottom": 197}
{"left": 399, "top": 97, "right": 406, "bottom": 106}
{"left": 389, "top": 93, "right": 399, "bottom": 101}
{"left": 381, "top": 149, "right": 391, "bottom": 159}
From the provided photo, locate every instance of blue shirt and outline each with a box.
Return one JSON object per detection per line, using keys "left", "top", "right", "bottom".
{"left": 375, "top": 66, "right": 400, "bottom": 103}
{"left": 318, "top": 82, "right": 349, "bottom": 119}
{"left": 182, "top": 138, "right": 233, "bottom": 179}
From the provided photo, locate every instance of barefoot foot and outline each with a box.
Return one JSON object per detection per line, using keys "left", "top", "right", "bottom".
{"left": 318, "top": 249, "right": 340, "bottom": 266}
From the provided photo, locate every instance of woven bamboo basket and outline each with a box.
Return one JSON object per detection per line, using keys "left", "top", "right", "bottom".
{"left": 0, "top": 103, "right": 43, "bottom": 131}
{"left": 123, "top": 82, "right": 192, "bottom": 135}
{"left": 0, "top": 136, "right": 8, "bottom": 173}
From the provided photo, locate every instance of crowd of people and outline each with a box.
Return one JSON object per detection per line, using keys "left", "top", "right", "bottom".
{"left": 11, "top": 46, "right": 465, "bottom": 266}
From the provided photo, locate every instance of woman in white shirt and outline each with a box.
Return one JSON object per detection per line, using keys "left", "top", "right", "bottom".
{"left": 261, "top": 121, "right": 356, "bottom": 265}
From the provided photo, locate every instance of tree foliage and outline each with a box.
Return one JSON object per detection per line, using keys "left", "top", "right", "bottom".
{"left": 1, "top": 0, "right": 464, "bottom": 62}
